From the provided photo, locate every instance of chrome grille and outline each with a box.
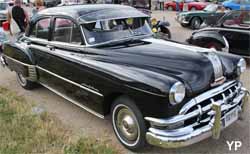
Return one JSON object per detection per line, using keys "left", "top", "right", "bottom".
{"left": 145, "top": 80, "right": 244, "bottom": 130}
{"left": 181, "top": 81, "right": 242, "bottom": 129}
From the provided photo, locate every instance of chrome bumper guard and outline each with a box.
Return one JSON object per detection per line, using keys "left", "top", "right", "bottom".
{"left": 145, "top": 80, "right": 249, "bottom": 148}
{"left": 0, "top": 55, "right": 6, "bottom": 67}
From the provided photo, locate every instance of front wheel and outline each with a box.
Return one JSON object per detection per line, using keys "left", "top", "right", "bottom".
{"left": 111, "top": 96, "right": 146, "bottom": 151}
{"left": 190, "top": 17, "right": 202, "bottom": 30}
{"left": 16, "top": 73, "right": 37, "bottom": 90}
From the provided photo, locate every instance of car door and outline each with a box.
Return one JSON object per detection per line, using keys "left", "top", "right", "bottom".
{"left": 219, "top": 11, "right": 250, "bottom": 57}
{"left": 37, "top": 16, "right": 104, "bottom": 116}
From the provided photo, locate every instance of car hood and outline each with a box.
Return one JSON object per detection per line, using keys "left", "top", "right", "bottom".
{"left": 87, "top": 38, "right": 239, "bottom": 96}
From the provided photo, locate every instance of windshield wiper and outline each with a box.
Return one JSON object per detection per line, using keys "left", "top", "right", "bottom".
{"left": 95, "top": 34, "right": 150, "bottom": 47}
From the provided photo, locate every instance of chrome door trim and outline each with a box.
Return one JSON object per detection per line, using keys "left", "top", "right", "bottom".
{"left": 40, "top": 82, "right": 104, "bottom": 119}
{"left": 36, "top": 66, "right": 103, "bottom": 97}
{"left": 4, "top": 55, "right": 33, "bottom": 67}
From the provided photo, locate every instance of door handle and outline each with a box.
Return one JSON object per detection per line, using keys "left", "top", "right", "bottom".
{"left": 46, "top": 45, "right": 55, "bottom": 51}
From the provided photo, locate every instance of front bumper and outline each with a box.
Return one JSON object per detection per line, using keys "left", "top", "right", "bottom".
{"left": 176, "top": 15, "right": 189, "bottom": 24}
{"left": 145, "top": 80, "right": 249, "bottom": 148}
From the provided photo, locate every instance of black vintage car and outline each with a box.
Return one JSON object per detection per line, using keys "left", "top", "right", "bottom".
{"left": 188, "top": 10, "right": 250, "bottom": 58}
{"left": 1, "top": 4, "right": 249, "bottom": 150}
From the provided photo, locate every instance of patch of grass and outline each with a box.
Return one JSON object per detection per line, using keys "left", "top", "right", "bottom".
{"left": 0, "top": 87, "right": 117, "bottom": 154}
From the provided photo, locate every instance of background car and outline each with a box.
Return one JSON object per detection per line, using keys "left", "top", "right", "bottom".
{"left": 223, "top": 0, "right": 250, "bottom": 10}
{"left": 176, "top": 4, "right": 227, "bottom": 29}
{"left": 0, "top": 2, "right": 10, "bottom": 25}
{"left": 164, "top": 0, "right": 208, "bottom": 11}
{"left": 187, "top": 10, "right": 250, "bottom": 58}
{"left": 44, "top": 0, "right": 61, "bottom": 7}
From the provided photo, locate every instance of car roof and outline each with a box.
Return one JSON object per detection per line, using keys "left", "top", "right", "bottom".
{"left": 38, "top": 4, "right": 149, "bottom": 22}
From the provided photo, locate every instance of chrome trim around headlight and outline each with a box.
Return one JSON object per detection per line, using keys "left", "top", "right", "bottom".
{"left": 237, "top": 58, "right": 247, "bottom": 74}
{"left": 169, "top": 82, "right": 186, "bottom": 105}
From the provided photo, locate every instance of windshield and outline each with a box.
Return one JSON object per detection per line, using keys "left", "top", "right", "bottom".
{"left": 204, "top": 4, "right": 218, "bottom": 12}
{"left": 220, "top": 11, "right": 250, "bottom": 29}
{"left": 82, "top": 17, "right": 152, "bottom": 45}
{"left": 0, "top": 3, "right": 7, "bottom": 10}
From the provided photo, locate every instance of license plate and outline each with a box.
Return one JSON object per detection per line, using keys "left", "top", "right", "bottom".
{"left": 223, "top": 108, "right": 239, "bottom": 128}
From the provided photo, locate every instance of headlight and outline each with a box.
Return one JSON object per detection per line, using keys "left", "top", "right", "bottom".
{"left": 237, "top": 58, "right": 246, "bottom": 75}
{"left": 169, "top": 82, "right": 186, "bottom": 105}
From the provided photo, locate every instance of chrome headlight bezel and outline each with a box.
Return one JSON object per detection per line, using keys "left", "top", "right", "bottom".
{"left": 237, "top": 58, "right": 246, "bottom": 75}
{"left": 169, "top": 82, "right": 186, "bottom": 105}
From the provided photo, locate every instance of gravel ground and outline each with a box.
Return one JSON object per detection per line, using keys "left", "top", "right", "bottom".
{"left": 0, "top": 10, "right": 249, "bottom": 154}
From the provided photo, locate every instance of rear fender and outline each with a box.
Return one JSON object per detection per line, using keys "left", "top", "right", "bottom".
{"left": 3, "top": 42, "right": 37, "bottom": 81}
{"left": 190, "top": 30, "right": 227, "bottom": 48}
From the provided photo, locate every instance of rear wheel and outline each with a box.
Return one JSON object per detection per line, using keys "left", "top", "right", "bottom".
{"left": 190, "top": 17, "right": 202, "bottom": 29}
{"left": 16, "top": 73, "right": 37, "bottom": 90}
{"left": 111, "top": 96, "right": 146, "bottom": 151}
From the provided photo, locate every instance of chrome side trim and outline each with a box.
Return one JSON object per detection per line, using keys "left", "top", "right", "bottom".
{"left": 4, "top": 55, "right": 33, "bottom": 67}
{"left": 36, "top": 66, "right": 103, "bottom": 97}
{"left": 4, "top": 55, "right": 38, "bottom": 81}
{"left": 125, "top": 85, "right": 166, "bottom": 97}
{"left": 40, "top": 82, "right": 104, "bottom": 119}
{"left": 27, "top": 65, "right": 38, "bottom": 81}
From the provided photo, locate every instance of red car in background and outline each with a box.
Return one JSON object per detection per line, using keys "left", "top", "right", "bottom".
{"left": 165, "top": 0, "right": 208, "bottom": 11}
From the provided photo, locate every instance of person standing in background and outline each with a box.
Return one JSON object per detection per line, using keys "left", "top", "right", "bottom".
{"left": 7, "top": 0, "right": 29, "bottom": 40}
{"left": 176, "top": 0, "right": 180, "bottom": 11}
{"left": 159, "top": 0, "right": 164, "bottom": 10}
{"left": 32, "top": 0, "right": 45, "bottom": 15}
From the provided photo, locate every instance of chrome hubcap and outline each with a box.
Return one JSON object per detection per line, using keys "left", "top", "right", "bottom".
{"left": 17, "top": 73, "right": 27, "bottom": 86}
{"left": 117, "top": 108, "right": 138, "bottom": 141}
{"left": 194, "top": 20, "right": 200, "bottom": 28}
{"left": 113, "top": 105, "right": 140, "bottom": 146}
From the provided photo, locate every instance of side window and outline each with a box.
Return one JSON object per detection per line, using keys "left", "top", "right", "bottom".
{"left": 30, "top": 18, "right": 50, "bottom": 40}
{"left": 53, "top": 18, "right": 82, "bottom": 45}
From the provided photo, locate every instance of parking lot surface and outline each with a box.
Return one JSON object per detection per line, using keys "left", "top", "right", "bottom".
{"left": 0, "top": 10, "right": 249, "bottom": 154}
